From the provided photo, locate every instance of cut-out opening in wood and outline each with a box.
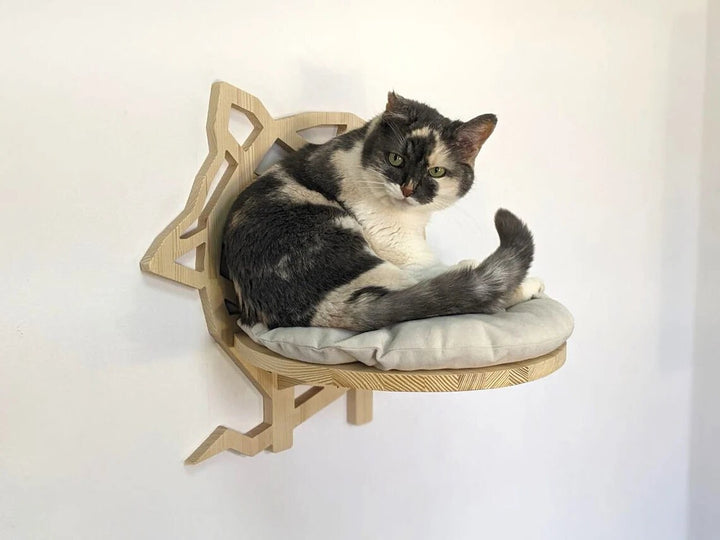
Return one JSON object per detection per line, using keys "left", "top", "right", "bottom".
{"left": 180, "top": 151, "right": 237, "bottom": 239}
{"left": 293, "top": 384, "right": 313, "bottom": 398}
{"left": 140, "top": 81, "right": 567, "bottom": 464}
{"left": 175, "top": 248, "right": 196, "bottom": 270}
{"left": 297, "top": 125, "right": 339, "bottom": 144}
{"left": 228, "top": 107, "right": 259, "bottom": 149}
{"left": 254, "top": 139, "right": 292, "bottom": 176}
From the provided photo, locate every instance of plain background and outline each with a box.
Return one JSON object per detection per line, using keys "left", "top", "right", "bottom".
{"left": 1, "top": 1, "right": 717, "bottom": 539}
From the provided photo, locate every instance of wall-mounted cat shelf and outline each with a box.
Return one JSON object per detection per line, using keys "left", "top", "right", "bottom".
{"left": 140, "top": 81, "right": 566, "bottom": 465}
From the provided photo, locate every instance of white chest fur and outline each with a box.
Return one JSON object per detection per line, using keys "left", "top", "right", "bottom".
{"left": 352, "top": 202, "right": 435, "bottom": 267}
{"left": 333, "top": 131, "right": 438, "bottom": 270}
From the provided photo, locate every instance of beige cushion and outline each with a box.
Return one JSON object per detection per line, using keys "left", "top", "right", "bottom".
{"left": 240, "top": 295, "right": 574, "bottom": 371}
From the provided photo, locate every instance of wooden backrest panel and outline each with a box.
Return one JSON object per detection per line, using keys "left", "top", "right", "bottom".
{"left": 141, "top": 82, "right": 365, "bottom": 364}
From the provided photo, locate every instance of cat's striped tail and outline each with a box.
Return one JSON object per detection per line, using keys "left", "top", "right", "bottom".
{"left": 336, "top": 209, "right": 534, "bottom": 331}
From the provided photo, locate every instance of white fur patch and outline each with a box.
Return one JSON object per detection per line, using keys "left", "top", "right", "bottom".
{"left": 455, "top": 259, "right": 480, "bottom": 270}
{"left": 425, "top": 139, "right": 465, "bottom": 210}
{"left": 351, "top": 201, "right": 435, "bottom": 267}
{"left": 428, "top": 140, "right": 452, "bottom": 168}
{"left": 276, "top": 254, "right": 292, "bottom": 280}
{"left": 335, "top": 214, "right": 362, "bottom": 232}
{"left": 409, "top": 126, "right": 432, "bottom": 138}
{"left": 275, "top": 170, "right": 339, "bottom": 208}
{"left": 504, "top": 277, "right": 545, "bottom": 308}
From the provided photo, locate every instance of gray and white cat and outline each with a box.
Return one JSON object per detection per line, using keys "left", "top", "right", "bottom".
{"left": 223, "top": 92, "right": 543, "bottom": 332}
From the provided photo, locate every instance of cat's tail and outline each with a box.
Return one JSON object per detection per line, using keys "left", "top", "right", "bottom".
{"left": 340, "top": 209, "right": 534, "bottom": 331}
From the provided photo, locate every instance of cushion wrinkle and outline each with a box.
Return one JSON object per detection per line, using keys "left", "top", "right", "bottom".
{"left": 241, "top": 297, "right": 574, "bottom": 371}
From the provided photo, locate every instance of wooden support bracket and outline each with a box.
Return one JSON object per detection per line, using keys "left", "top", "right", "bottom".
{"left": 185, "top": 371, "right": 367, "bottom": 464}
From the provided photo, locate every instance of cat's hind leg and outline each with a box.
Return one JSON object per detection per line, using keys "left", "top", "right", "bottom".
{"left": 311, "top": 262, "right": 418, "bottom": 329}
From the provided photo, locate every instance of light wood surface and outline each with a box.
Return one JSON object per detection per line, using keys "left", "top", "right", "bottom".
{"left": 347, "top": 390, "right": 373, "bottom": 425}
{"left": 141, "top": 81, "right": 567, "bottom": 462}
{"left": 237, "top": 332, "right": 566, "bottom": 393}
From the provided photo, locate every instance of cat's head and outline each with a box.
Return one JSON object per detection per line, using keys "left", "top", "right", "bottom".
{"left": 361, "top": 92, "right": 496, "bottom": 209}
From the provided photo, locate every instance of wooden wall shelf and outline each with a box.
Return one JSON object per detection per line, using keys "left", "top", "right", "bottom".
{"left": 140, "top": 82, "right": 566, "bottom": 464}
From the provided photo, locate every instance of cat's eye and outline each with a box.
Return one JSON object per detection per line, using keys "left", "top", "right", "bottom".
{"left": 428, "top": 166, "right": 446, "bottom": 178}
{"left": 387, "top": 152, "right": 405, "bottom": 167}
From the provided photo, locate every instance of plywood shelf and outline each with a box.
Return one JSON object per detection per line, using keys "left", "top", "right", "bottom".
{"left": 236, "top": 332, "right": 566, "bottom": 393}
{"left": 140, "top": 81, "right": 567, "bottom": 464}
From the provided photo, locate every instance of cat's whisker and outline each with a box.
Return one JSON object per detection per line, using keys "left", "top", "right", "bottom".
{"left": 352, "top": 182, "right": 388, "bottom": 187}
{"left": 427, "top": 199, "right": 454, "bottom": 212}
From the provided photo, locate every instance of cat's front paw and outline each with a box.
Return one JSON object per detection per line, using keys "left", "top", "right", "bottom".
{"left": 504, "top": 277, "right": 545, "bottom": 308}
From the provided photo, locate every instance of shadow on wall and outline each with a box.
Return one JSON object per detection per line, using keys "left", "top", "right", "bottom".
{"left": 657, "top": 12, "right": 705, "bottom": 372}
{"left": 688, "top": 1, "right": 720, "bottom": 538}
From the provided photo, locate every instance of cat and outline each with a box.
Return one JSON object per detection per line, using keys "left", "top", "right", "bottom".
{"left": 222, "top": 91, "right": 543, "bottom": 332}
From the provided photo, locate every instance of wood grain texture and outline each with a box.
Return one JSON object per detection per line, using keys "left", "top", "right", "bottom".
{"left": 236, "top": 332, "right": 566, "bottom": 392}
{"left": 141, "top": 82, "right": 566, "bottom": 461}
{"left": 347, "top": 390, "right": 373, "bottom": 425}
{"left": 185, "top": 423, "right": 273, "bottom": 464}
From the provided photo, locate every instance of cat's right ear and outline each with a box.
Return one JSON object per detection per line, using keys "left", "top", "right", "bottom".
{"left": 384, "top": 91, "right": 410, "bottom": 119}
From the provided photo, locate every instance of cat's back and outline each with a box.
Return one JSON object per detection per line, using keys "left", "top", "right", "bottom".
{"left": 222, "top": 155, "right": 380, "bottom": 327}
{"left": 224, "top": 127, "right": 369, "bottom": 241}
{"left": 224, "top": 159, "right": 343, "bottom": 238}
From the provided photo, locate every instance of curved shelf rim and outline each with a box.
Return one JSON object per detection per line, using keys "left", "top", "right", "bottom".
{"left": 235, "top": 332, "right": 567, "bottom": 393}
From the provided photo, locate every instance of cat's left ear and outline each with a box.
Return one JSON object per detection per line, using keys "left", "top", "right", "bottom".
{"left": 453, "top": 114, "right": 498, "bottom": 163}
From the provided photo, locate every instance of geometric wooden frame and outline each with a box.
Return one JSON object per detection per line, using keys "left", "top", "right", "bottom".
{"left": 140, "top": 81, "right": 566, "bottom": 464}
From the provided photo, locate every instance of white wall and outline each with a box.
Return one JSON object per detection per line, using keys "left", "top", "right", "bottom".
{"left": 689, "top": 0, "right": 720, "bottom": 538}
{"left": 0, "top": 1, "right": 710, "bottom": 538}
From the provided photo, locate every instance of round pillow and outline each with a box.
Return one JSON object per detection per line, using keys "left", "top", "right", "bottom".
{"left": 240, "top": 295, "right": 574, "bottom": 372}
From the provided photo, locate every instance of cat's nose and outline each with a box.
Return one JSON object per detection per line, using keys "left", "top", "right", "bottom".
{"left": 401, "top": 183, "right": 414, "bottom": 198}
